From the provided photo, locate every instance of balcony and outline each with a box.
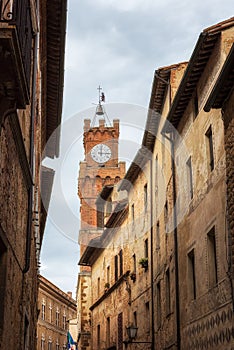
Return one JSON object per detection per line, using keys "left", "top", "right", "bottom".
{"left": 0, "top": 0, "right": 34, "bottom": 108}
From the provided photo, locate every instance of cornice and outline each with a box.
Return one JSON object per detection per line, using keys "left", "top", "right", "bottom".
{"left": 38, "top": 319, "right": 67, "bottom": 335}
{"left": 39, "top": 276, "right": 76, "bottom": 310}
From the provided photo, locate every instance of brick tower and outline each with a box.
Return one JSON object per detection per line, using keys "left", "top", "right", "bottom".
{"left": 77, "top": 90, "right": 125, "bottom": 350}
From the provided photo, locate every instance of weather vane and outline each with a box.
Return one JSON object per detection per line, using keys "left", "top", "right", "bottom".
{"left": 97, "top": 85, "right": 105, "bottom": 104}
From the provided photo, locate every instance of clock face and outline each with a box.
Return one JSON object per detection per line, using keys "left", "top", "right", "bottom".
{"left": 90, "top": 144, "right": 112, "bottom": 163}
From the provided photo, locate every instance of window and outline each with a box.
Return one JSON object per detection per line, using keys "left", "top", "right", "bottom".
{"left": 42, "top": 299, "right": 46, "bottom": 320}
{"left": 97, "top": 325, "right": 100, "bottom": 349}
{"left": 144, "top": 239, "right": 148, "bottom": 258}
{"left": 156, "top": 221, "right": 160, "bottom": 249}
{"left": 133, "top": 311, "right": 137, "bottom": 326}
{"left": 186, "top": 156, "right": 193, "bottom": 199}
{"left": 206, "top": 126, "right": 214, "bottom": 171}
{"left": 193, "top": 90, "right": 199, "bottom": 118}
{"left": 48, "top": 337, "right": 52, "bottom": 350}
{"left": 188, "top": 249, "right": 196, "bottom": 300}
{"left": 49, "top": 303, "right": 53, "bottom": 324}
{"left": 23, "top": 315, "right": 29, "bottom": 350}
{"left": 56, "top": 340, "right": 59, "bottom": 350}
{"left": 164, "top": 200, "right": 168, "bottom": 232}
{"left": 144, "top": 184, "right": 148, "bottom": 212}
{"left": 97, "top": 277, "right": 100, "bottom": 297}
{"left": 107, "top": 266, "right": 110, "bottom": 285}
{"left": 117, "top": 313, "right": 123, "bottom": 350}
{"left": 55, "top": 307, "right": 60, "bottom": 327}
{"left": 156, "top": 282, "right": 161, "bottom": 328}
{"left": 155, "top": 155, "right": 158, "bottom": 194}
{"left": 106, "top": 317, "right": 110, "bottom": 348}
{"left": 62, "top": 313, "right": 66, "bottom": 330}
{"left": 133, "top": 254, "right": 136, "bottom": 274}
{"left": 114, "top": 255, "right": 118, "bottom": 282}
{"left": 131, "top": 204, "right": 135, "bottom": 225}
{"left": 207, "top": 227, "right": 218, "bottom": 287}
{"left": 119, "top": 249, "right": 123, "bottom": 276}
{"left": 166, "top": 269, "right": 171, "bottom": 315}
{"left": 145, "top": 302, "right": 150, "bottom": 332}
{"left": 41, "top": 335, "right": 45, "bottom": 350}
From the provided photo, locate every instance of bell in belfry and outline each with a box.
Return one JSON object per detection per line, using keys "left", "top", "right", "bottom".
{"left": 96, "top": 103, "right": 104, "bottom": 115}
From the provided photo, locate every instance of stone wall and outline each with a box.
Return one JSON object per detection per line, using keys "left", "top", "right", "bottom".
{"left": 223, "top": 89, "right": 234, "bottom": 282}
{"left": 0, "top": 106, "right": 39, "bottom": 349}
{"left": 77, "top": 272, "right": 92, "bottom": 350}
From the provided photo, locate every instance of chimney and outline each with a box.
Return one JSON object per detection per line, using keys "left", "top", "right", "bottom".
{"left": 67, "top": 291, "right": 72, "bottom": 298}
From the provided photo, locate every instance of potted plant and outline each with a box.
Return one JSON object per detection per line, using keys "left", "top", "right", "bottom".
{"left": 139, "top": 257, "right": 148, "bottom": 269}
{"left": 130, "top": 272, "right": 136, "bottom": 282}
{"left": 104, "top": 282, "right": 110, "bottom": 292}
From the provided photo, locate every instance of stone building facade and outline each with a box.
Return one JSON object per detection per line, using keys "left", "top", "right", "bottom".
{"left": 77, "top": 113, "right": 125, "bottom": 350}
{"left": 0, "top": 1, "right": 67, "bottom": 349}
{"left": 77, "top": 17, "right": 234, "bottom": 350}
{"left": 37, "top": 275, "right": 77, "bottom": 350}
{"left": 162, "top": 18, "right": 234, "bottom": 350}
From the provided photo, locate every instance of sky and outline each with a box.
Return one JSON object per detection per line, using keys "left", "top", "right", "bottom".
{"left": 40, "top": 0, "right": 234, "bottom": 297}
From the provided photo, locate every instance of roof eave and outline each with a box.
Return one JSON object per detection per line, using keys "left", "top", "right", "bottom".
{"left": 165, "top": 32, "right": 208, "bottom": 130}
{"left": 204, "top": 43, "right": 234, "bottom": 112}
{"left": 78, "top": 237, "right": 103, "bottom": 266}
{"left": 45, "top": 0, "right": 67, "bottom": 159}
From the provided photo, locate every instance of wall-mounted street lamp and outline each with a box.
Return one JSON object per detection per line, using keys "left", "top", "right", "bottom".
{"left": 123, "top": 325, "right": 152, "bottom": 347}
{"left": 126, "top": 325, "right": 138, "bottom": 340}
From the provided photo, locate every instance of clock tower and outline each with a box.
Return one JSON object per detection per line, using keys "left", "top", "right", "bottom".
{"left": 77, "top": 91, "right": 125, "bottom": 350}
{"left": 78, "top": 107, "right": 125, "bottom": 255}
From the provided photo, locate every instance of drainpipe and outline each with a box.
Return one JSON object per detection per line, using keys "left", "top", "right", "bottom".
{"left": 163, "top": 131, "right": 181, "bottom": 349}
{"left": 23, "top": 18, "right": 38, "bottom": 273}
